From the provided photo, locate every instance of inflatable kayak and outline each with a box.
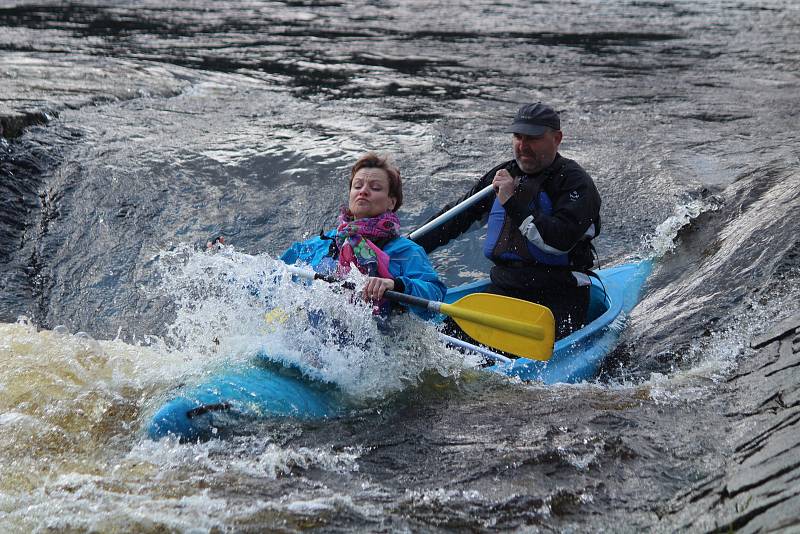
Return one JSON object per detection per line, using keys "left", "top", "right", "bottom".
{"left": 147, "top": 260, "right": 651, "bottom": 441}
{"left": 445, "top": 260, "right": 652, "bottom": 383}
{"left": 146, "top": 359, "right": 342, "bottom": 442}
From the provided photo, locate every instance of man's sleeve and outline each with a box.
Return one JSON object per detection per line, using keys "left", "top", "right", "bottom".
{"left": 411, "top": 162, "right": 509, "bottom": 253}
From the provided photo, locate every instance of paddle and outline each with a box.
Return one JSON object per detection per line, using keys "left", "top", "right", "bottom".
{"left": 439, "top": 332, "right": 513, "bottom": 364}
{"left": 408, "top": 184, "right": 495, "bottom": 241}
{"left": 285, "top": 265, "right": 555, "bottom": 360}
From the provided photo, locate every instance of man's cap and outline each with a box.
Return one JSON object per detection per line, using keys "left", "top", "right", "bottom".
{"left": 508, "top": 102, "right": 561, "bottom": 136}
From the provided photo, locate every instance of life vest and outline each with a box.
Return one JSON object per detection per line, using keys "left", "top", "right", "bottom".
{"left": 483, "top": 160, "right": 575, "bottom": 267}
{"left": 484, "top": 187, "right": 570, "bottom": 266}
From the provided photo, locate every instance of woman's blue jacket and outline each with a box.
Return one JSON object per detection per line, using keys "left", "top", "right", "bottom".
{"left": 280, "top": 230, "right": 446, "bottom": 320}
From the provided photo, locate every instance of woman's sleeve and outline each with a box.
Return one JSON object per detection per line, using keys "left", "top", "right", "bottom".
{"left": 280, "top": 232, "right": 332, "bottom": 267}
{"left": 388, "top": 240, "right": 447, "bottom": 320}
{"left": 279, "top": 241, "right": 305, "bottom": 265}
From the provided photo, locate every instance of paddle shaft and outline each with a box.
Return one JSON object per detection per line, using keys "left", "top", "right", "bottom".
{"left": 286, "top": 265, "right": 545, "bottom": 341}
{"left": 289, "top": 266, "right": 436, "bottom": 308}
{"left": 408, "top": 184, "right": 495, "bottom": 241}
{"left": 383, "top": 289, "right": 544, "bottom": 340}
{"left": 439, "top": 333, "right": 512, "bottom": 364}
{"left": 286, "top": 267, "right": 515, "bottom": 362}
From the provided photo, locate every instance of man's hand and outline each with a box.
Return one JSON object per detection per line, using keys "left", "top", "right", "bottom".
{"left": 492, "top": 169, "right": 518, "bottom": 204}
{"left": 363, "top": 277, "right": 394, "bottom": 302}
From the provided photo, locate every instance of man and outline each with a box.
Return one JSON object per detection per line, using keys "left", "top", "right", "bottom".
{"left": 415, "top": 102, "right": 601, "bottom": 339}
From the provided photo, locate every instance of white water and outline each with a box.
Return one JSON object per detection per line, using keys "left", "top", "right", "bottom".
{"left": 0, "top": 243, "right": 481, "bottom": 532}
{"left": 155, "top": 244, "right": 477, "bottom": 398}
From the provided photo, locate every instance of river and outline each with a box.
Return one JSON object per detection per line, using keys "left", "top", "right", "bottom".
{"left": 1, "top": 1, "right": 799, "bottom": 531}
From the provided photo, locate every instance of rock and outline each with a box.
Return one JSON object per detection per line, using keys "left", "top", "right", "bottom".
{"left": 750, "top": 312, "right": 800, "bottom": 349}
{"left": 667, "top": 313, "right": 800, "bottom": 532}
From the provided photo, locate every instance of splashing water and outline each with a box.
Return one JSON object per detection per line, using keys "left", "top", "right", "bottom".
{"left": 641, "top": 196, "right": 723, "bottom": 259}
{"left": 0, "top": 317, "right": 198, "bottom": 529}
{"left": 153, "top": 244, "right": 477, "bottom": 400}
{"left": 0, "top": 245, "right": 480, "bottom": 531}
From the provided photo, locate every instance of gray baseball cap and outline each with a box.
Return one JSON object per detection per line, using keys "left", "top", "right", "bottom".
{"left": 508, "top": 102, "right": 561, "bottom": 136}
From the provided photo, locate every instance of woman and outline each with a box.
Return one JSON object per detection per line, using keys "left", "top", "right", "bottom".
{"left": 280, "top": 152, "right": 446, "bottom": 320}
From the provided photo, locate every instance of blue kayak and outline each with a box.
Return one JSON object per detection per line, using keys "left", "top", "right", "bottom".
{"left": 444, "top": 260, "right": 652, "bottom": 383}
{"left": 147, "top": 360, "right": 343, "bottom": 442}
{"left": 147, "top": 260, "right": 651, "bottom": 441}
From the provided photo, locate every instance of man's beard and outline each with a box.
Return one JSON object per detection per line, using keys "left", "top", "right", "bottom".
{"left": 515, "top": 153, "right": 543, "bottom": 175}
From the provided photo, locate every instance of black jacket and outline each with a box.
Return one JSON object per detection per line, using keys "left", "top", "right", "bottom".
{"left": 414, "top": 154, "right": 601, "bottom": 273}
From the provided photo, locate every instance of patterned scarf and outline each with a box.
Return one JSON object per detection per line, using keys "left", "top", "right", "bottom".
{"left": 334, "top": 208, "right": 400, "bottom": 278}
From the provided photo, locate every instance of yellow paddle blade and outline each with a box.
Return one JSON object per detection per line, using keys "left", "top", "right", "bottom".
{"left": 441, "top": 293, "right": 555, "bottom": 360}
{"left": 265, "top": 308, "right": 290, "bottom": 324}
{"left": 263, "top": 307, "right": 291, "bottom": 333}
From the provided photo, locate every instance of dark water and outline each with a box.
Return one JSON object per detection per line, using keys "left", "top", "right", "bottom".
{"left": 1, "top": 1, "right": 799, "bottom": 531}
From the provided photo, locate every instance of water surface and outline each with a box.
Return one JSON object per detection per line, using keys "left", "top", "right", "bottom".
{"left": 1, "top": 1, "right": 799, "bottom": 531}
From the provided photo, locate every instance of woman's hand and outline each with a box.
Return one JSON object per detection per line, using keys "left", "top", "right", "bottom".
{"left": 206, "top": 236, "right": 225, "bottom": 251}
{"left": 363, "top": 277, "right": 394, "bottom": 302}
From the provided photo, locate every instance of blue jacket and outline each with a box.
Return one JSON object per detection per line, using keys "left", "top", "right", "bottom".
{"left": 281, "top": 230, "right": 446, "bottom": 320}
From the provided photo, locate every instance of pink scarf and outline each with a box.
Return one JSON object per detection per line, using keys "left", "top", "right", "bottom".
{"left": 335, "top": 208, "right": 400, "bottom": 278}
